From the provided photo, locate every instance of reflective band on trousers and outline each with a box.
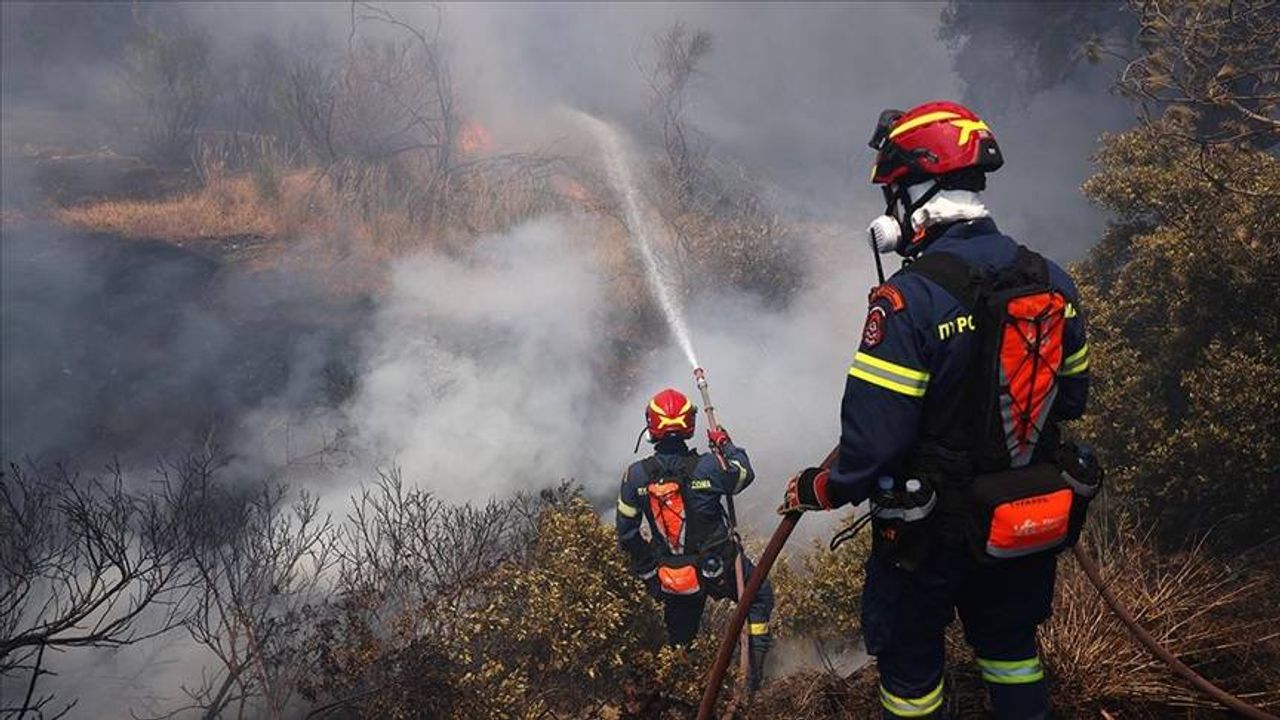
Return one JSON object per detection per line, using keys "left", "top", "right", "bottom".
{"left": 617, "top": 498, "right": 639, "bottom": 518}
{"left": 748, "top": 622, "right": 769, "bottom": 636}
{"left": 849, "top": 352, "right": 931, "bottom": 398}
{"left": 880, "top": 679, "right": 944, "bottom": 717}
{"left": 976, "top": 656, "right": 1045, "bottom": 685}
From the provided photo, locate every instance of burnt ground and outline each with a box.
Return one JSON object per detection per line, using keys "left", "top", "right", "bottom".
{"left": 0, "top": 222, "right": 369, "bottom": 465}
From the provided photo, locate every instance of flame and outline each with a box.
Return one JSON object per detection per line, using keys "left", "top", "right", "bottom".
{"left": 556, "top": 177, "right": 590, "bottom": 204}
{"left": 457, "top": 119, "right": 492, "bottom": 154}
{"left": 563, "top": 178, "right": 586, "bottom": 202}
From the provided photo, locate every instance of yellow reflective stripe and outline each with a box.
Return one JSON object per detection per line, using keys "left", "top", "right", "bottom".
{"left": 1064, "top": 344, "right": 1089, "bottom": 367}
{"left": 748, "top": 622, "right": 769, "bottom": 636}
{"left": 855, "top": 352, "right": 930, "bottom": 381}
{"left": 730, "top": 460, "right": 749, "bottom": 492}
{"left": 951, "top": 118, "right": 989, "bottom": 145}
{"left": 851, "top": 367, "right": 927, "bottom": 397}
{"left": 1061, "top": 343, "right": 1089, "bottom": 376}
{"left": 617, "top": 498, "right": 639, "bottom": 518}
{"left": 889, "top": 111, "right": 961, "bottom": 139}
{"left": 976, "top": 656, "right": 1044, "bottom": 685}
{"left": 849, "top": 352, "right": 930, "bottom": 398}
{"left": 880, "top": 679, "right": 944, "bottom": 717}
{"left": 1061, "top": 359, "right": 1089, "bottom": 376}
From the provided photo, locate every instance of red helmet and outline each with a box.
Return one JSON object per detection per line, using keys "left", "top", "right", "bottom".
{"left": 868, "top": 101, "right": 1003, "bottom": 186}
{"left": 645, "top": 388, "right": 696, "bottom": 441}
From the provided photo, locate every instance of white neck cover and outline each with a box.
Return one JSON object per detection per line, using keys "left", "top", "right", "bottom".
{"left": 908, "top": 183, "right": 990, "bottom": 231}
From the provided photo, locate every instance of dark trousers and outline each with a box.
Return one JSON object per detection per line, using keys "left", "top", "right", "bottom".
{"left": 862, "top": 544, "right": 1056, "bottom": 719}
{"left": 663, "top": 555, "right": 774, "bottom": 647}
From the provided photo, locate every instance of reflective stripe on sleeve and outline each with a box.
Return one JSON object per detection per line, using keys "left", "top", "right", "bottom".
{"left": 1061, "top": 343, "right": 1089, "bottom": 376}
{"left": 976, "top": 656, "right": 1044, "bottom": 685}
{"left": 748, "top": 622, "right": 769, "bottom": 636}
{"left": 880, "top": 678, "right": 944, "bottom": 717}
{"left": 730, "top": 460, "right": 749, "bottom": 493}
{"left": 617, "top": 498, "right": 639, "bottom": 518}
{"left": 849, "top": 351, "right": 931, "bottom": 397}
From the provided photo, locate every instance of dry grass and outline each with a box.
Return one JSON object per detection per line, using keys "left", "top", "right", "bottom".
{"left": 57, "top": 174, "right": 280, "bottom": 243}
{"left": 749, "top": 521, "right": 1280, "bottom": 720}
{"left": 1044, "top": 527, "right": 1280, "bottom": 718}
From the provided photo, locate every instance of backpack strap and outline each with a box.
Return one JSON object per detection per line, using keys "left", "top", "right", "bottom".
{"left": 903, "top": 251, "right": 983, "bottom": 311}
{"left": 994, "top": 245, "right": 1050, "bottom": 290}
{"left": 641, "top": 456, "right": 664, "bottom": 483}
{"left": 680, "top": 454, "right": 700, "bottom": 482}
{"left": 642, "top": 453, "right": 700, "bottom": 484}
{"left": 900, "top": 252, "right": 984, "bottom": 476}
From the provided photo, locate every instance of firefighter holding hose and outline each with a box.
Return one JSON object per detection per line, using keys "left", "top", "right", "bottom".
{"left": 616, "top": 387, "right": 774, "bottom": 691}
{"left": 779, "top": 101, "right": 1099, "bottom": 719}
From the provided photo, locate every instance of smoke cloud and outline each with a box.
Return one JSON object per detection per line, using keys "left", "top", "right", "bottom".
{"left": 329, "top": 217, "right": 609, "bottom": 503}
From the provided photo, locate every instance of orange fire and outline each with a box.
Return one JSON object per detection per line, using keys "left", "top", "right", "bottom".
{"left": 560, "top": 178, "right": 590, "bottom": 204}
{"left": 457, "top": 119, "right": 492, "bottom": 154}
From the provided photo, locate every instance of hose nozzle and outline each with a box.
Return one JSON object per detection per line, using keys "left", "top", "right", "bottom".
{"left": 693, "top": 366, "right": 708, "bottom": 390}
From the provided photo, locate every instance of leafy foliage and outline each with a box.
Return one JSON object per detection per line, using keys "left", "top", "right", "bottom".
{"left": 772, "top": 517, "right": 868, "bottom": 642}
{"left": 1116, "top": 0, "right": 1280, "bottom": 147}
{"left": 1075, "top": 26, "right": 1280, "bottom": 546}
{"left": 299, "top": 483, "right": 720, "bottom": 719}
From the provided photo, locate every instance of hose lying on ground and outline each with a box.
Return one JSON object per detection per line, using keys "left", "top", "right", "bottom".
{"left": 1072, "top": 542, "right": 1279, "bottom": 720}
{"left": 698, "top": 449, "right": 1279, "bottom": 720}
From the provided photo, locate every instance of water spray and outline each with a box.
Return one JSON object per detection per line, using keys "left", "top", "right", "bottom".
{"left": 576, "top": 111, "right": 700, "bottom": 368}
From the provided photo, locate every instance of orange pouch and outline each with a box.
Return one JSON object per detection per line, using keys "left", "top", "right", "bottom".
{"left": 657, "top": 563, "right": 701, "bottom": 595}
{"left": 965, "top": 463, "right": 1074, "bottom": 562}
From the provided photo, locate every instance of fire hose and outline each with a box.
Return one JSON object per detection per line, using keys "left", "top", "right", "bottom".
{"left": 1071, "top": 542, "right": 1278, "bottom": 720}
{"left": 696, "top": 446, "right": 839, "bottom": 720}
{"left": 696, "top": 447, "right": 1279, "bottom": 720}
{"left": 693, "top": 367, "right": 753, "bottom": 698}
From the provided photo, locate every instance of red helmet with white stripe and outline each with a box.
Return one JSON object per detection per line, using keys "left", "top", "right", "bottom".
{"left": 645, "top": 388, "right": 696, "bottom": 441}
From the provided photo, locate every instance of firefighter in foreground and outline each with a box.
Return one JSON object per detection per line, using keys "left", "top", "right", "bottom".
{"left": 616, "top": 388, "right": 773, "bottom": 690}
{"left": 780, "top": 101, "right": 1102, "bottom": 719}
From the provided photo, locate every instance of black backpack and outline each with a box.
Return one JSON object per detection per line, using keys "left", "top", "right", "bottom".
{"left": 902, "top": 246, "right": 1093, "bottom": 561}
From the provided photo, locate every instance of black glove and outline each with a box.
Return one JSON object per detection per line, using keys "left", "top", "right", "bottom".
{"left": 778, "top": 467, "right": 833, "bottom": 514}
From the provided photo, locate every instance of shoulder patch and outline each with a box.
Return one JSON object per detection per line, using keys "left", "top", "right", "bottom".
{"left": 862, "top": 305, "right": 887, "bottom": 348}
{"left": 868, "top": 283, "right": 906, "bottom": 312}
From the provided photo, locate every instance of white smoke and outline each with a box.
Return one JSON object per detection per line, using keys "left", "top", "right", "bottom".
{"left": 343, "top": 218, "right": 608, "bottom": 502}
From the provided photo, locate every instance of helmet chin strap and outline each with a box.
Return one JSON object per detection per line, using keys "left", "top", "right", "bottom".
{"left": 888, "top": 181, "right": 944, "bottom": 256}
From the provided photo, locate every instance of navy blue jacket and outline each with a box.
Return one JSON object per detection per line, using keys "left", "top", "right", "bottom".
{"left": 616, "top": 439, "right": 755, "bottom": 576}
{"left": 829, "top": 218, "right": 1089, "bottom": 506}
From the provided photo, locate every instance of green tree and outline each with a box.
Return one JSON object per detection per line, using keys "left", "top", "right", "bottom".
{"left": 1075, "top": 0, "right": 1280, "bottom": 548}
